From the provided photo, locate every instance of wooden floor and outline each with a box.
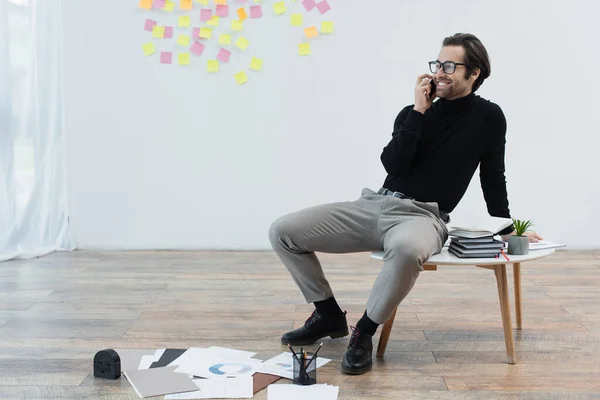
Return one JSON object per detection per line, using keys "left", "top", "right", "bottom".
{"left": 1, "top": 249, "right": 600, "bottom": 399}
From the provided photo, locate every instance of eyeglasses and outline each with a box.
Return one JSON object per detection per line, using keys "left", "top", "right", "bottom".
{"left": 429, "top": 60, "right": 469, "bottom": 74}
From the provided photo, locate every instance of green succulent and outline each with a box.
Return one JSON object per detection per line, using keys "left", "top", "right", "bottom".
{"left": 512, "top": 218, "right": 534, "bottom": 237}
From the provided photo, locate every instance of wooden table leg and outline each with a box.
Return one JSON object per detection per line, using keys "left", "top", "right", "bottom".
{"left": 376, "top": 306, "right": 397, "bottom": 358}
{"left": 513, "top": 262, "right": 522, "bottom": 330}
{"left": 494, "top": 264, "right": 516, "bottom": 364}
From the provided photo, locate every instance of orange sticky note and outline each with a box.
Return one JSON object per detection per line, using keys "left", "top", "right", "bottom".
{"left": 237, "top": 7, "right": 248, "bottom": 21}
{"left": 180, "top": 0, "right": 193, "bottom": 9}
{"left": 139, "top": 0, "right": 152, "bottom": 9}
{"left": 304, "top": 26, "right": 318, "bottom": 38}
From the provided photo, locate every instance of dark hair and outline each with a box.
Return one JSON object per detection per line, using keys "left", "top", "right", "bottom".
{"left": 442, "top": 33, "right": 490, "bottom": 92}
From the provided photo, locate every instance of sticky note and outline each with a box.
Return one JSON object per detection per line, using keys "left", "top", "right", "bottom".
{"left": 219, "top": 34, "right": 232, "bottom": 45}
{"left": 217, "top": 48, "right": 232, "bottom": 62}
{"left": 139, "top": 0, "right": 152, "bottom": 9}
{"left": 207, "top": 60, "right": 219, "bottom": 72}
{"left": 193, "top": 27, "right": 201, "bottom": 38}
{"left": 250, "top": 57, "right": 262, "bottom": 71}
{"left": 164, "top": 26, "right": 173, "bottom": 38}
{"left": 291, "top": 14, "right": 303, "bottom": 26}
{"left": 178, "top": 15, "right": 191, "bottom": 27}
{"left": 142, "top": 42, "right": 156, "bottom": 56}
{"left": 235, "top": 36, "right": 249, "bottom": 50}
{"left": 316, "top": 0, "right": 330, "bottom": 14}
{"left": 304, "top": 26, "right": 318, "bottom": 38}
{"left": 216, "top": 4, "right": 229, "bottom": 16}
{"left": 191, "top": 41, "right": 206, "bottom": 55}
{"left": 196, "top": 0, "right": 209, "bottom": 4}
{"left": 180, "top": 0, "right": 193, "bottom": 10}
{"left": 152, "top": 26, "right": 165, "bottom": 38}
{"left": 178, "top": 53, "right": 191, "bottom": 65}
{"left": 160, "top": 52, "right": 173, "bottom": 64}
{"left": 231, "top": 20, "right": 243, "bottom": 31}
{"left": 207, "top": 16, "right": 220, "bottom": 26}
{"left": 177, "top": 34, "right": 190, "bottom": 46}
{"left": 250, "top": 5, "right": 262, "bottom": 18}
{"left": 200, "top": 8, "right": 213, "bottom": 21}
{"left": 144, "top": 19, "right": 157, "bottom": 31}
{"left": 199, "top": 27, "right": 213, "bottom": 38}
{"left": 302, "top": 0, "right": 316, "bottom": 11}
{"left": 164, "top": 1, "right": 175, "bottom": 11}
{"left": 273, "top": 1, "right": 286, "bottom": 14}
{"left": 321, "top": 21, "right": 333, "bottom": 33}
{"left": 234, "top": 71, "right": 248, "bottom": 85}
{"left": 237, "top": 7, "right": 248, "bottom": 20}
{"left": 154, "top": 0, "right": 166, "bottom": 8}
{"left": 214, "top": 0, "right": 227, "bottom": 4}
{"left": 298, "top": 42, "right": 310, "bottom": 56}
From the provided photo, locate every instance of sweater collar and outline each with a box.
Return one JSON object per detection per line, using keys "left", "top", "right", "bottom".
{"left": 437, "top": 91, "right": 477, "bottom": 109}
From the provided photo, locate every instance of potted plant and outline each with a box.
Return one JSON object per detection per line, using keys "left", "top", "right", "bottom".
{"left": 508, "top": 218, "right": 534, "bottom": 255}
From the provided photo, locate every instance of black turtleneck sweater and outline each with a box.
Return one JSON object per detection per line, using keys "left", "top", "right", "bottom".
{"left": 380, "top": 92, "right": 511, "bottom": 222}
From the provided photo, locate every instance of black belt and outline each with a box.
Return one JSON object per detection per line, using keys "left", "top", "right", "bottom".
{"left": 377, "top": 188, "right": 450, "bottom": 223}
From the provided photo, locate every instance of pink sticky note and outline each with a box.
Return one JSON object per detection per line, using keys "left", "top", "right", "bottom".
{"left": 200, "top": 9, "right": 213, "bottom": 21}
{"left": 302, "top": 0, "right": 316, "bottom": 11}
{"left": 154, "top": 0, "right": 166, "bottom": 8}
{"left": 193, "top": 27, "right": 201, "bottom": 38}
{"left": 144, "top": 19, "right": 157, "bottom": 31}
{"left": 216, "top": 4, "right": 229, "bottom": 17}
{"left": 160, "top": 52, "right": 172, "bottom": 64}
{"left": 191, "top": 41, "right": 206, "bottom": 56}
{"left": 164, "top": 26, "right": 173, "bottom": 39}
{"left": 316, "top": 0, "right": 331, "bottom": 14}
{"left": 237, "top": 0, "right": 247, "bottom": 3}
{"left": 250, "top": 5, "right": 262, "bottom": 18}
{"left": 217, "top": 48, "right": 231, "bottom": 63}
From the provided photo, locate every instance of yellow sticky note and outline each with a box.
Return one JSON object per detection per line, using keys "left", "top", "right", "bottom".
{"left": 298, "top": 42, "right": 310, "bottom": 56}
{"left": 199, "top": 27, "right": 212, "bottom": 39}
{"left": 250, "top": 57, "right": 263, "bottom": 71}
{"left": 237, "top": 7, "right": 248, "bottom": 21}
{"left": 139, "top": 0, "right": 152, "bottom": 10}
{"left": 291, "top": 14, "right": 303, "bottom": 26}
{"left": 231, "top": 20, "right": 243, "bottom": 31}
{"left": 273, "top": 1, "right": 286, "bottom": 14}
{"left": 304, "top": 26, "right": 318, "bottom": 38}
{"left": 178, "top": 53, "right": 191, "bottom": 65}
{"left": 207, "top": 60, "right": 219, "bottom": 72}
{"left": 177, "top": 34, "right": 190, "bottom": 46}
{"left": 152, "top": 26, "right": 165, "bottom": 38}
{"left": 219, "top": 34, "right": 232, "bottom": 45}
{"left": 214, "top": 0, "right": 227, "bottom": 4}
{"left": 142, "top": 42, "right": 156, "bottom": 56}
{"left": 178, "top": 15, "right": 191, "bottom": 27}
{"left": 207, "top": 16, "right": 220, "bottom": 26}
{"left": 164, "top": 1, "right": 175, "bottom": 11}
{"left": 180, "top": 0, "right": 193, "bottom": 10}
{"left": 235, "top": 36, "right": 249, "bottom": 50}
{"left": 196, "top": 0, "right": 208, "bottom": 4}
{"left": 321, "top": 21, "right": 334, "bottom": 34}
{"left": 234, "top": 71, "right": 248, "bottom": 85}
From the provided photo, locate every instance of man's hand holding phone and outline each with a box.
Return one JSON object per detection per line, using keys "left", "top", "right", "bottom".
{"left": 414, "top": 74, "right": 436, "bottom": 114}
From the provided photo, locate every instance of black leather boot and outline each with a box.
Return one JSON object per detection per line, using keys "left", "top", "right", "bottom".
{"left": 281, "top": 310, "right": 348, "bottom": 346}
{"left": 341, "top": 326, "right": 373, "bottom": 375}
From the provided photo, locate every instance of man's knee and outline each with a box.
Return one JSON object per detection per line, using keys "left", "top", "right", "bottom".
{"left": 268, "top": 214, "right": 297, "bottom": 250}
{"left": 384, "top": 241, "right": 426, "bottom": 270}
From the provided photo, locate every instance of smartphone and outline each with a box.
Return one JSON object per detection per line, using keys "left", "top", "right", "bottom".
{"left": 429, "top": 80, "right": 436, "bottom": 98}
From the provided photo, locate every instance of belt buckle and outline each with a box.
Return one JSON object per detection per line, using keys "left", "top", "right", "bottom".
{"left": 392, "top": 191, "right": 408, "bottom": 199}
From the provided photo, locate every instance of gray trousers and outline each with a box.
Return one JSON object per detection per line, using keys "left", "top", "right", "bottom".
{"left": 268, "top": 188, "right": 449, "bottom": 324}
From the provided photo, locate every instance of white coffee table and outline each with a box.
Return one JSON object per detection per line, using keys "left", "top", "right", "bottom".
{"left": 370, "top": 247, "right": 556, "bottom": 364}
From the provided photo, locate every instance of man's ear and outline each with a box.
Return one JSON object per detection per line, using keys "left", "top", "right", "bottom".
{"left": 471, "top": 68, "right": 481, "bottom": 79}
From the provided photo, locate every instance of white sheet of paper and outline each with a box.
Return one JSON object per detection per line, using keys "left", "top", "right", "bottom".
{"left": 170, "top": 348, "right": 263, "bottom": 378}
{"left": 205, "top": 346, "right": 257, "bottom": 360}
{"left": 259, "top": 352, "right": 331, "bottom": 379}
{"left": 165, "top": 376, "right": 253, "bottom": 399}
{"left": 267, "top": 383, "right": 339, "bottom": 400}
{"left": 137, "top": 348, "right": 165, "bottom": 370}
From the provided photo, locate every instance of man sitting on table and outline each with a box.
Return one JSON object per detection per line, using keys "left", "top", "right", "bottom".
{"left": 268, "top": 33, "right": 542, "bottom": 375}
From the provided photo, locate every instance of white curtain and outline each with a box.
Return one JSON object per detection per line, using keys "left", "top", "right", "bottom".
{"left": 0, "top": 0, "right": 73, "bottom": 262}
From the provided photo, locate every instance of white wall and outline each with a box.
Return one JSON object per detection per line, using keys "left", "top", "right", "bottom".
{"left": 63, "top": 0, "right": 600, "bottom": 250}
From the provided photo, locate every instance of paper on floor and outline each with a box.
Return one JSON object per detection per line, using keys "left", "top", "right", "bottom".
{"left": 259, "top": 352, "right": 331, "bottom": 379}
{"left": 122, "top": 365, "right": 198, "bottom": 398}
{"left": 267, "top": 383, "right": 339, "bottom": 400}
{"left": 164, "top": 375, "right": 253, "bottom": 399}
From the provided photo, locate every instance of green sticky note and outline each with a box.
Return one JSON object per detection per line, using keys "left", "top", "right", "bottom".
{"left": 250, "top": 57, "right": 263, "bottom": 71}
{"left": 178, "top": 53, "right": 191, "bottom": 65}
{"left": 321, "top": 21, "right": 334, "bottom": 33}
{"left": 273, "top": 1, "right": 286, "bottom": 14}
{"left": 207, "top": 16, "right": 220, "bottom": 26}
{"left": 207, "top": 60, "right": 219, "bottom": 72}
{"left": 298, "top": 42, "right": 310, "bottom": 56}
{"left": 178, "top": 16, "right": 191, "bottom": 27}
{"left": 164, "top": 1, "right": 175, "bottom": 11}
{"left": 235, "top": 36, "right": 249, "bottom": 50}
{"left": 219, "top": 34, "right": 232, "bottom": 45}
{"left": 199, "top": 27, "right": 212, "bottom": 39}
{"left": 177, "top": 34, "right": 190, "bottom": 46}
{"left": 152, "top": 26, "right": 165, "bottom": 38}
{"left": 291, "top": 14, "right": 303, "bottom": 26}
{"left": 235, "top": 71, "right": 248, "bottom": 85}
{"left": 231, "top": 20, "right": 243, "bottom": 31}
{"left": 142, "top": 42, "right": 156, "bottom": 56}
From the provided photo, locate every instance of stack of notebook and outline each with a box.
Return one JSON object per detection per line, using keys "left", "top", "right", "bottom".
{"left": 448, "top": 235, "right": 505, "bottom": 258}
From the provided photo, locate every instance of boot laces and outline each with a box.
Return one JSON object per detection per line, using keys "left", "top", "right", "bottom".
{"left": 348, "top": 326, "right": 363, "bottom": 348}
